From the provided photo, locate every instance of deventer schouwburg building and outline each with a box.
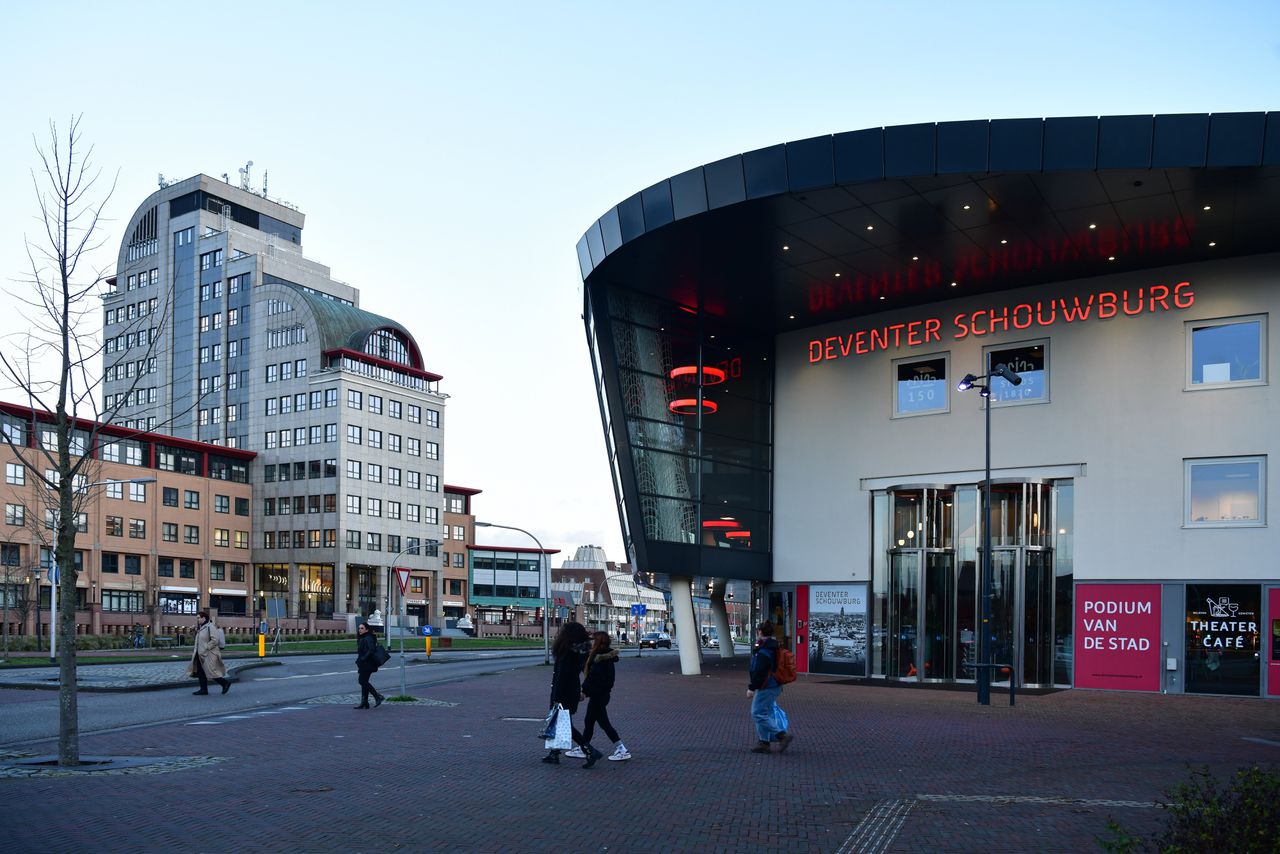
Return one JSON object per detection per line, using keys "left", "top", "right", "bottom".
{"left": 579, "top": 113, "right": 1280, "bottom": 698}
{"left": 105, "top": 174, "right": 447, "bottom": 630}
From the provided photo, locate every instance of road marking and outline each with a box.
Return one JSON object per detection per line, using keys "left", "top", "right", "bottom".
{"left": 917, "top": 793, "right": 1160, "bottom": 809}
{"left": 253, "top": 670, "right": 353, "bottom": 681}
{"left": 837, "top": 798, "right": 915, "bottom": 854}
{"left": 186, "top": 706, "right": 315, "bottom": 727}
{"left": 1243, "top": 736, "right": 1280, "bottom": 748}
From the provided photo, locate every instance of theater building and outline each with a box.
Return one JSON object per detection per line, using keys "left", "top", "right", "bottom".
{"left": 578, "top": 112, "right": 1280, "bottom": 698}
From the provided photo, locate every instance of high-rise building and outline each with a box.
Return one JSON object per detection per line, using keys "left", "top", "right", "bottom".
{"left": 105, "top": 174, "right": 446, "bottom": 626}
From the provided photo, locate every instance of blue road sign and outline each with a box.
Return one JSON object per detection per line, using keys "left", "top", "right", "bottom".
{"left": 420, "top": 625, "right": 434, "bottom": 636}
{"left": 631, "top": 603, "right": 647, "bottom": 616}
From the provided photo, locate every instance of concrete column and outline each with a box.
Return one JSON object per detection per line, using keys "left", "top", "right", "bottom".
{"left": 669, "top": 575, "right": 701, "bottom": 676}
{"left": 287, "top": 562, "right": 301, "bottom": 619}
{"left": 709, "top": 585, "right": 735, "bottom": 659}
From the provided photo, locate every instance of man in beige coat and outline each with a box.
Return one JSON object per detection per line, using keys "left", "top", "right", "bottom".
{"left": 188, "top": 609, "right": 230, "bottom": 695}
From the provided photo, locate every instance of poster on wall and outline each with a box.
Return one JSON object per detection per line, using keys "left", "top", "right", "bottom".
{"left": 1185, "top": 584, "right": 1260, "bottom": 697}
{"left": 1074, "top": 584, "right": 1161, "bottom": 692}
{"left": 807, "top": 584, "right": 867, "bottom": 676}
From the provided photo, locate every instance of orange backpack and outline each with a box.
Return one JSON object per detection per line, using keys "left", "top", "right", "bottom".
{"left": 773, "top": 647, "right": 797, "bottom": 684}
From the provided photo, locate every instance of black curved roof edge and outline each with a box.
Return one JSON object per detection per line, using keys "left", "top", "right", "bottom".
{"left": 576, "top": 112, "right": 1279, "bottom": 280}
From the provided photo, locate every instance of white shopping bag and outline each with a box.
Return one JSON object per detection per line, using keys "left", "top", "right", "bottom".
{"left": 544, "top": 706, "right": 573, "bottom": 750}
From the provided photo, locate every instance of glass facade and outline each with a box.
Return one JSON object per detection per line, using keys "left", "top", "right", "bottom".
{"left": 586, "top": 283, "right": 773, "bottom": 578}
{"left": 872, "top": 479, "right": 1073, "bottom": 687}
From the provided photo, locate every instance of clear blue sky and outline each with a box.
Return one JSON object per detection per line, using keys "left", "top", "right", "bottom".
{"left": 2, "top": 1, "right": 1277, "bottom": 561}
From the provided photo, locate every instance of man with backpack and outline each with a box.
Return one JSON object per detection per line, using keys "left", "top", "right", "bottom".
{"left": 746, "top": 620, "right": 794, "bottom": 754}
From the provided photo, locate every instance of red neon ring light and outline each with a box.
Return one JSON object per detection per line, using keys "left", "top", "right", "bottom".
{"left": 669, "top": 399, "right": 717, "bottom": 415}
{"left": 669, "top": 365, "right": 726, "bottom": 384}
{"left": 701, "top": 520, "right": 741, "bottom": 529}
{"left": 725, "top": 531, "right": 752, "bottom": 539}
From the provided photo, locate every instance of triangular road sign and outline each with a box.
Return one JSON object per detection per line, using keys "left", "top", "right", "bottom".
{"left": 395, "top": 567, "right": 412, "bottom": 595}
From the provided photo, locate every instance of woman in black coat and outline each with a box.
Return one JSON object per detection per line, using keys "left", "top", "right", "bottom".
{"left": 543, "top": 621, "right": 599, "bottom": 765}
{"left": 354, "top": 621, "right": 385, "bottom": 709}
{"left": 579, "top": 631, "right": 629, "bottom": 766}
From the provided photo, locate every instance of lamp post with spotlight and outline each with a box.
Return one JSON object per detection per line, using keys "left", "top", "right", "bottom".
{"left": 956, "top": 364, "right": 1022, "bottom": 706}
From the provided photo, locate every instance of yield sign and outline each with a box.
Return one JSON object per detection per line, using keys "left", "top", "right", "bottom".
{"left": 395, "top": 567, "right": 412, "bottom": 595}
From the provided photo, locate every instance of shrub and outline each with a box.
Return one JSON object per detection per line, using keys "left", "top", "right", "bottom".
{"left": 1101, "top": 764, "right": 1280, "bottom": 853}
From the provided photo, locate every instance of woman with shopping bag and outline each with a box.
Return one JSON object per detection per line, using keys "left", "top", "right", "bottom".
{"left": 540, "top": 621, "right": 599, "bottom": 765}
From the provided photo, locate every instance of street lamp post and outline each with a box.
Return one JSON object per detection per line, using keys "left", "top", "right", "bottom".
{"left": 475, "top": 521, "right": 550, "bottom": 665}
{"left": 957, "top": 364, "right": 1022, "bottom": 706}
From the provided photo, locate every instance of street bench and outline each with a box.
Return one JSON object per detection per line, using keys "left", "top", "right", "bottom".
{"left": 152, "top": 636, "right": 178, "bottom": 649}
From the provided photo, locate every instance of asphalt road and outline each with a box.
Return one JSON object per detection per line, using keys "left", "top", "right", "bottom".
{"left": 0, "top": 648, "right": 568, "bottom": 748}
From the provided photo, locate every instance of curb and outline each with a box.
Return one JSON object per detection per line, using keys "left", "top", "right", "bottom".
{"left": 0, "top": 660, "right": 282, "bottom": 693}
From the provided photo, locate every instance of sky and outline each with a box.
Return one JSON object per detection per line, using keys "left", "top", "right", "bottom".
{"left": 1, "top": 1, "right": 1277, "bottom": 562}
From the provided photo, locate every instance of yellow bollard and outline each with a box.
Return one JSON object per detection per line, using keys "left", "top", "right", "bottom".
{"left": 425, "top": 636, "right": 432, "bottom": 659}
{"left": 258, "top": 633, "right": 265, "bottom": 657}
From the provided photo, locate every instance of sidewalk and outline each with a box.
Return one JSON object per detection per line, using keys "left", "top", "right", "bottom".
{"left": 2, "top": 653, "right": 1277, "bottom": 853}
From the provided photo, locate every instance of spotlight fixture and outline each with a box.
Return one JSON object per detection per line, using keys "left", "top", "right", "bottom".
{"left": 990, "top": 363, "right": 1023, "bottom": 386}
{"left": 956, "top": 374, "right": 978, "bottom": 392}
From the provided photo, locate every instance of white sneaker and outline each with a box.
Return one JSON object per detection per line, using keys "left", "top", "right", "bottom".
{"left": 607, "top": 745, "right": 631, "bottom": 761}
{"left": 563, "top": 746, "right": 586, "bottom": 759}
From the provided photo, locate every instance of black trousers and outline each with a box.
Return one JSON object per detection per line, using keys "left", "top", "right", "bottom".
{"left": 582, "top": 694, "right": 620, "bottom": 745}
{"left": 358, "top": 668, "right": 382, "bottom": 704}
{"left": 193, "top": 657, "right": 227, "bottom": 692}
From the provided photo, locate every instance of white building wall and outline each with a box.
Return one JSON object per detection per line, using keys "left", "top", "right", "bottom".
{"left": 774, "top": 253, "right": 1280, "bottom": 584}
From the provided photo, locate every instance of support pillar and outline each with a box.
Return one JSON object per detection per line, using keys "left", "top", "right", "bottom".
{"left": 669, "top": 575, "right": 701, "bottom": 676}
{"left": 287, "top": 561, "right": 301, "bottom": 620}
{"left": 709, "top": 584, "right": 735, "bottom": 659}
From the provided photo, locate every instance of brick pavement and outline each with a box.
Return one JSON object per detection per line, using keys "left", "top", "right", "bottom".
{"left": 1, "top": 653, "right": 1277, "bottom": 853}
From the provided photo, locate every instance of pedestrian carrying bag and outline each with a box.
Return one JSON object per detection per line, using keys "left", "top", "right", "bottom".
{"left": 538, "top": 704, "right": 562, "bottom": 740}
{"left": 773, "top": 647, "right": 798, "bottom": 684}
{"left": 544, "top": 705, "right": 573, "bottom": 750}
{"left": 373, "top": 643, "right": 391, "bottom": 668}
{"left": 774, "top": 704, "right": 789, "bottom": 734}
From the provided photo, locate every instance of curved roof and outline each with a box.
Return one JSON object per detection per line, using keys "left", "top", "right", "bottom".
{"left": 577, "top": 112, "right": 1280, "bottom": 329}
{"left": 277, "top": 283, "right": 429, "bottom": 373}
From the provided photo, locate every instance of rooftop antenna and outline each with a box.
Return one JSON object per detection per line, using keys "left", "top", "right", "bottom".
{"left": 222, "top": 173, "right": 229, "bottom": 183}
{"left": 238, "top": 160, "right": 253, "bottom": 191}
{"left": 157, "top": 173, "right": 169, "bottom": 189}
{"left": 263, "top": 170, "right": 269, "bottom": 197}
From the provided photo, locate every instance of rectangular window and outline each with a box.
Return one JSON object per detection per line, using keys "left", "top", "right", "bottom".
{"left": 367, "top": 498, "right": 381, "bottom": 517}
{"left": 346, "top": 530, "right": 361, "bottom": 549}
{"left": 425, "top": 474, "right": 439, "bottom": 492}
{"left": 214, "top": 529, "right": 230, "bottom": 547}
{"left": 368, "top": 395, "right": 383, "bottom": 415}
{"left": 388, "top": 467, "right": 402, "bottom": 487}
{"left": 425, "top": 441, "right": 439, "bottom": 460}
{"left": 347, "top": 425, "right": 361, "bottom": 445}
{"left": 426, "top": 409, "right": 439, "bottom": 428}
{"left": 234, "top": 531, "right": 248, "bottom": 549}
{"left": 348, "top": 390, "right": 362, "bottom": 410}
{"left": 185, "top": 490, "right": 200, "bottom": 509}
{"left": 210, "top": 561, "right": 225, "bottom": 581}
{"left": 4, "top": 463, "right": 23, "bottom": 485}
{"left": 214, "top": 494, "right": 230, "bottom": 514}
{"left": 985, "top": 340, "right": 1048, "bottom": 405}
{"left": 129, "top": 519, "right": 146, "bottom": 538}
{"left": 387, "top": 501, "right": 401, "bottom": 520}
{"left": 407, "top": 404, "right": 421, "bottom": 424}
{"left": 407, "top": 471, "right": 420, "bottom": 490}
{"left": 407, "top": 438, "right": 420, "bottom": 456}
{"left": 347, "top": 460, "right": 362, "bottom": 479}
{"left": 893, "top": 353, "right": 950, "bottom": 417}
{"left": 106, "top": 515, "right": 123, "bottom": 536}
{"left": 158, "top": 558, "right": 174, "bottom": 577}
{"left": 325, "top": 424, "right": 337, "bottom": 443}
{"left": 180, "top": 559, "right": 195, "bottom": 578}
{"left": 347, "top": 496, "right": 361, "bottom": 514}
{"left": 406, "top": 504, "right": 419, "bottom": 523}
{"left": 367, "top": 532, "right": 381, "bottom": 551}
{"left": 310, "top": 391, "right": 323, "bottom": 409}
{"left": 184, "top": 525, "right": 200, "bottom": 544}
{"left": 425, "top": 506, "right": 439, "bottom": 525}
{"left": 130, "top": 482, "right": 147, "bottom": 502}
{"left": 389, "top": 400, "right": 402, "bottom": 419}
{"left": 162, "top": 522, "right": 178, "bottom": 542}
{"left": 367, "top": 464, "right": 382, "bottom": 483}
{"left": 1184, "top": 456, "right": 1266, "bottom": 528}
{"left": 388, "top": 434, "right": 401, "bottom": 453}
{"left": 1187, "top": 315, "right": 1266, "bottom": 388}
{"left": 235, "top": 497, "right": 249, "bottom": 516}
{"left": 368, "top": 430, "right": 382, "bottom": 450}
{"left": 325, "top": 389, "right": 338, "bottom": 407}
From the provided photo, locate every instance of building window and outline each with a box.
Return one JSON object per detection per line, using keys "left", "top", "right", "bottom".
{"left": 125, "top": 555, "right": 142, "bottom": 575}
{"left": 347, "top": 496, "right": 361, "bottom": 515}
{"left": 162, "top": 522, "right": 178, "bottom": 542}
{"left": 106, "top": 515, "right": 123, "bottom": 536}
{"left": 214, "top": 528, "right": 230, "bottom": 547}
{"left": 185, "top": 490, "right": 200, "bottom": 509}
{"left": 215, "top": 494, "right": 230, "bottom": 514}
{"left": 184, "top": 525, "right": 200, "bottom": 544}
{"left": 425, "top": 507, "right": 439, "bottom": 525}
{"left": 407, "top": 471, "right": 421, "bottom": 490}
{"left": 180, "top": 559, "right": 196, "bottom": 578}
{"left": 158, "top": 558, "right": 174, "bottom": 577}
{"left": 325, "top": 424, "right": 337, "bottom": 443}
{"left": 348, "top": 390, "right": 362, "bottom": 410}
{"left": 129, "top": 519, "right": 146, "bottom": 538}
{"left": 1187, "top": 315, "right": 1266, "bottom": 388}
{"left": 347, "top": 425, "right": 362, "bottom": 445}
{"left": 163, "top": 487, "right": 178, "bottom": 507}
{"left": 210, "top": 561, "right": 225, "bottom": 581}
{"left": 388, "top": 434, "right": 401, "bottom": 453}
{"left": 5, "top": 463, "right": 24, "bottom": 485}
{"left": 985, "top": 341, "right": 1047, "bottom": 405}
{"left": 407, "top": 438, "right": 420, "bottom": 457}
{"left": 1185, "top": 456, "right": 1266, "bottom": 528}
{"left": 367, "top": 464, "right": 382, "bottom": 483}
{"left": 347, "top": 460, "right": 362, "bottom": 479}
{"left": 453, "top": 553, "right": 464, "bottom": 568}
{"left": 425, "top": 441, "right": 439, "bottom": 460}
{"left": 388, "top": 468, "right": 402, "bottom": 487}
{"left": 893, "top": 353, "right": 950, "bottom": 417}
{"left": 407, "top": 404, "right": 421, "bottom": 424}
{"left": 367, "top": 498, "right": 381, "bottom": 517}
{"left": 368, "top": 395, "right": 383, "bottom": 415}
{"left": 389, "top": 400, "right": 402, "bottom": 419}
{"left": 426, "top": 409, "right": 439, "bottom": 428}
{"left": 367, "top": 532, "right": 381, "bottom": 551}
{"left": 325, "top": 389, "right": 338, "bottom": 407}
{"left": 368, "top": 430, "right": 382, "bottom": 450}
{"left": 425, "top": 474, "right": 439, "bottom": 492}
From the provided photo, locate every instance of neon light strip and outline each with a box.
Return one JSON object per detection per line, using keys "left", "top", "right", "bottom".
{"left": 701, "top": 520, "right": 740, "bottom": 529}
{"left": 725, "top": 531, "right": 752, "bottom": 539}
{"left": 669, "top": 399, "right": 718, "bottom": 415}
{"left": 669, "top": 365, "right": 727, "bottom": 384}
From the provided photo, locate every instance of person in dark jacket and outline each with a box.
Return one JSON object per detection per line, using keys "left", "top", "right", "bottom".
{"left": 542, "top": 621, "right": 598, "bottom": 765}
{"left": 354, "top": 621, "right": 385, "bottom": 709}
{"left": 747, "top": 620, "right": 792, "bottom": 753}
{"left": 573, "top": 631, "right": 629, "bottom": 767}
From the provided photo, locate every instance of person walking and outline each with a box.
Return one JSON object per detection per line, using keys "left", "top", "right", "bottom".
{"left": 354, "top": 621, "right": 385, "bottom": 709}
{"left": 188, "top": 610, "right": 230, "bottom": 695}
{"left": 747, "top": 620, "right": 792, "bottom": 753}
{"left": 571, "top": 631, "right": 630, "bottom": 767}
{"left": 542, "top": 621, "right": 599, "bottom": 765}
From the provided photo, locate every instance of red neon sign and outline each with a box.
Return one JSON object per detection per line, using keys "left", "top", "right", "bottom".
{"left": 669, "top": 399, "right": 718, "bottom": 415}
{"left": 701, "top": 520, "right": 740, "bottom": 529}
{"left": 725, "top": 531, "right": 752, "bottom": 539}
{"left": 808, "top": 281, "right": 1195, "bottom": 365}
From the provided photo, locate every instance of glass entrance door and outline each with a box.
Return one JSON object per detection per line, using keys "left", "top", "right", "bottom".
{"left": 987, "top": 547, "right": 1054, "bottom": 687}
{"left": 887, "top": 552, "right": 919, "bottom": 677}
{"left": 923, "top": 552, "right": 955, "bottom": 680}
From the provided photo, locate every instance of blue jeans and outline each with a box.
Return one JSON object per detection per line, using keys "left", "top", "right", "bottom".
{"left": 751, "top": 686, "right": 783, "bottom": 742}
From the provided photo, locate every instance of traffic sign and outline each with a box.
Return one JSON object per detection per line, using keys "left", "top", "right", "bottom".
{"left": 631, "top": 603, "right": 647, "bottom": 616}
{"left": 419, "top": 625, "right": 434, "bottom": 636}
{"left": 395, "top": 567, "right": 412, "bottom": 595}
